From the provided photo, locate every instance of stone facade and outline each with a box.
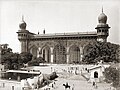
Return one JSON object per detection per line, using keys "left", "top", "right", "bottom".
{"left": 17, "top": 10, "right": 110, "bottom": 64}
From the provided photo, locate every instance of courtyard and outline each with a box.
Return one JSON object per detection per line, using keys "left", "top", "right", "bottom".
{"left": 0, "top": 64, "right": 113, "bottom": 90}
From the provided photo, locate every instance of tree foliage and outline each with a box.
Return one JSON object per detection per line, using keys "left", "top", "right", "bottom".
{"left": 104, "top": 66, "right": 120, "bottom": 88}
{"left": 1, "top": 52, "right": 20, "bottom": 70}
{"left": 1, "top": 46, "right": 33, "bottom": 69}
{"left": 20, "top": 52, "right": 33, "bottom": 64}
{"left": 1, "top": 48, "right": 12, "bottom": 54}
{"left": 82, "top": 41, "right": 120, "bottom": 64}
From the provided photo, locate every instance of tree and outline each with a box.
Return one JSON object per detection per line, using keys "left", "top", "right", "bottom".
{"left": 20, "top": 52, "right": 33, "bottom": 64}
{"left": 10, "top": 53, "right": 21, "bottom": 69}
{"left": 1, "top": 52, "right": 21, "bottom": 70}
{"left": 2, "top": 52, "right": 33, "bottom": 70}
{"left": 104, "top": 66, "right": 120, "bottom": 88}
{"left": 82, "top": 41, "right": 120, "bottom": 64}
{"left": 1, "top": 45, "right": 13, "bottom": 69}
{"left": 1, "top": 44, "right": 12, "bottom": 55}
{"left": 1, "top": 44, "right": 33, "bottom": 70}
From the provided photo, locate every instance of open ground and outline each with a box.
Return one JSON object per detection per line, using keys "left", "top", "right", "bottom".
{"left": 0, "top": 64, "right": 112, "bottom": 90}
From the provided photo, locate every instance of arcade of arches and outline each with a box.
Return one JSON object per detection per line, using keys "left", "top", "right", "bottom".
{"left": 29, "top": 41, "right": 94, "bottom": 64}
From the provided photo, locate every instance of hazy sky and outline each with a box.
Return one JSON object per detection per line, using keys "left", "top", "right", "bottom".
{"left": 0, "top": 0, "right": 120, "bottom": 53}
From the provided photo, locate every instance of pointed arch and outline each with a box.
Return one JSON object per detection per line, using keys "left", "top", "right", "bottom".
{"left": 69, "top": 45, "right": 80, "bottom": 63}
{"left": 41, "top": 45, "right": 51, "bottom": 63}
{"left": 29, "top": 45, "right": 38, "bottom": 57}
{"left": 53, "top": 44, "right": 66, "bottom": 64}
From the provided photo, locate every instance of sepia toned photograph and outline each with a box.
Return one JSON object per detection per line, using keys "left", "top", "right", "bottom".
{"left": 0, "top": 0, "right": 120, "bottom": 90}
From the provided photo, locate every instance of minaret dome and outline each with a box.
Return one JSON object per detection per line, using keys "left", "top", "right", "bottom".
{"left": 97, "top": 7, "right": 109, "bottom": 27}
{"left": 98, "top": 12, "right": 107, "bottom": 24}
{"left": 19, "top": 16, "right": 27, "bottom": 30}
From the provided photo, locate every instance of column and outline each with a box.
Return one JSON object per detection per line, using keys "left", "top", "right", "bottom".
{"left": 51, "top": 54, "right": 53, "bottom": 63}
{"left": 66, "top": 47, "right": 69, "bottom": 64}
{"left": 37, "top": 47, "right": 41, "bottom": 57}
{"left": 39, "top": 48, "right": 42, "bottom": 57}
{"left": 80, "top": 46, "right": 83, "bottom": 61}
{"left": 50, "top": 47, "right": 53, "bottom": 63}
{"left": 67, "top": 54, "right": 70, "bottom": 64}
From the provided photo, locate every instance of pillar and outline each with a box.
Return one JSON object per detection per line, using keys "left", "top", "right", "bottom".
{"left": 80, "top": 46, "right": 83, "bottom": 61}
{"left": 39, "top": 48, "right": 42, "bottom": 57}
{"left": 37, "top": 47, "right": 41, "bottom": 57}
{"left": 67, "top": 54, "right": 70, "bottom": 64}
{"left": 50, "top": 47, "right": 53, "bottom": 63}
{"left": 51, "top": 54, "right": 53, "bottom": 63}
{"left": 66, "top": 47, "right": 69, "bottom": 64}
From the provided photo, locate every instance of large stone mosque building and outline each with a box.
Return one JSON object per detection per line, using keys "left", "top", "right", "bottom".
{"left": 17, "top": 9, "right": 110, "bottom": 64}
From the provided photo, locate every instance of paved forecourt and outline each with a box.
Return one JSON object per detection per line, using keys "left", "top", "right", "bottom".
{"left": 0, "top": 64, "right": 111, "bottom": 90}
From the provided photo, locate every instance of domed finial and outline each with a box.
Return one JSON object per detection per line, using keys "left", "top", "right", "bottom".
{"left": 22, "top": 15, "right": 24, "bottom": 22}
{"left": 43, "top": 28, "right": 45, "bottom": 34}
{"left": 102, "top": 6, "right": 103, "bottom": 13}
{"left": 38, "top": 31, "right": 39, "bottom": 34}
{"left": 19, "top": 15, "right": 27, "bottom": 30}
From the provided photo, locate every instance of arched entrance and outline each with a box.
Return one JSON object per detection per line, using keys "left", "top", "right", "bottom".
{"left": 53, "top": 44, "right": 66, "bottom": 64}
{"left": 94, "top": 71, "right": 98, "bottom": 78}
{"left": 69, "top": 45, "right": 80, "bottom": 64}
{"left": 42, "top": 46, "right": 51, "bottom": 63}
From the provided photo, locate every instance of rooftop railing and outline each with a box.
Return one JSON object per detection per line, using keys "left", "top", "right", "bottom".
{"left": 35, "top": 31, "right": 97, "bottom": 37}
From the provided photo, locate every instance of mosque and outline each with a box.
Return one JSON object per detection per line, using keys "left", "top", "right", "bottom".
{"left": 17, "top": 9, "right": 110, "bottom": 64}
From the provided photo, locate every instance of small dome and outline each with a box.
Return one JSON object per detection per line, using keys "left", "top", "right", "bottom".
{"left": 19, "top": 21, "right": 27, "bottom": 30}
{"left": 19, "top": 16, "right": 27, "bottom": 30}
{"left": 98, "top": 12, "right": 107, "bottom": 24}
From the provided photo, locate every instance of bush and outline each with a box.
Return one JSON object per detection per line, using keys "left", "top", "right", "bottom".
{"left": 28, "top": 56, "right": 46, "bottom": 66}
{"left": 28, "top": 60, "right": 39, "bottom": 66}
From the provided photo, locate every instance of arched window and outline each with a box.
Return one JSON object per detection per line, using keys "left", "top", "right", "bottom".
{"left": 94, "top": 71, "right": 98, "bottom": 78}
{"left": 53, "top": 44, "right": 66, "bottom": 64}
{"left": 42, "top": 46, "right": 51, "bottom": 63}
{"left": 30, "top": 46, "right": 38, "bottom": 57}
{"left": 69, "top": 45, "right": 80, "bottom": 64}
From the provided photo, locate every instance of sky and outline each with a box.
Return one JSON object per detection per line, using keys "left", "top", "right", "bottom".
{"left": 0, "top": 0, "right": 120, "bottom": 53}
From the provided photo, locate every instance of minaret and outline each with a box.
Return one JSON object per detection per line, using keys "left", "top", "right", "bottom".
{"left": 17, "top": 16, "right": 29, "bottom": 52}
{"left": 95, "top": 7, "right": 110, "bottom": 42}
{"left": 43, "top": 28, "right": 45, "bottom": 34}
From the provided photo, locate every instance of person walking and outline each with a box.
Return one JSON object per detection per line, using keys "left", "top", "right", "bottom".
{"left": 72, "top": 84, "right": 74, "bottom": 90}
{"left": 93, "top": 81, "right": 95, "bottom": 87}
{"left": 95, "top": 82, "right": 98, "bottom": 89}
{"left": 52, "top": 84, "right": 54, "bottom": 88}
{"left": 53, "top": 81, "right": 56, "bottom": 89}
